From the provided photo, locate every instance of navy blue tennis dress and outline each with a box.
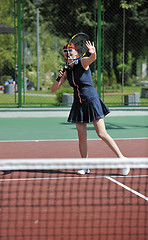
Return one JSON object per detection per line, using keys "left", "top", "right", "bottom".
{"left": 66, "top": 59, "right": 110, "bottom": 123}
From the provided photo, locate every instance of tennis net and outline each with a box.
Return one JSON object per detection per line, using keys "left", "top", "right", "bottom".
{"left": 0, "top": 157, "right": 148, "bottom": 240}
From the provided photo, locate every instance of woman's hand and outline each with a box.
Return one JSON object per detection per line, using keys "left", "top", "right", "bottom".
{"left": 58, "top": 68, "right": 64, "bottom": 78}
{"left": 86, "top": 41, "right": 96, "bottom": 55}
{"left": 81, "top": 41, "right": 96, "bottom": 70}
{"left": 52, "top": 68, "right": 67, "bottom": 92}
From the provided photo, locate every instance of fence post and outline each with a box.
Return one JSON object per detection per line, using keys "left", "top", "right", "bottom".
{"left": 17, "top": 0, "right": 22, "bottom": 107}
{"left": 97, "top": 0, "right": 101, "bottom": 97}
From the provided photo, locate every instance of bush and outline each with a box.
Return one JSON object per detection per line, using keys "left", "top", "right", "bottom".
{"left": 125, "top": 75, "right": 136, "bottom": 86}
{"left": 0, "top": 75, "right": 8, "bottom": 85}
{"left": 55, "top": 88, "right": 73, "bottom": 103}
{"left": 102, "top": 69, "right": 117, "bottom": 86}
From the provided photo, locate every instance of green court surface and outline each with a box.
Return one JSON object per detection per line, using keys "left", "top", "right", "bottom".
{"left": 0, "top": 115, "right": 148, "bottom": 141}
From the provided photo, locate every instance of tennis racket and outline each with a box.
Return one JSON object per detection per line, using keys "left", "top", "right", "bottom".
{"left": 56, "top": 32, "right": 89, "bottom": 82}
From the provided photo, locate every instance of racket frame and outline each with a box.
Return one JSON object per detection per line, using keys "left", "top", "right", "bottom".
{"left": 56, "top": 32, "right": 89, "bottom": 82}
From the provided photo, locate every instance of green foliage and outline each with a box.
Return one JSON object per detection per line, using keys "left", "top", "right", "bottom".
{"left": 104, "top": 0, "right": 148, "bottom": 84}
{"left": 0, "top": 75, "right": 8, "bottom": 85}
{"left": 120, "top": 0, "right": 147, "bottom": 9}
{"left": 55, "top": 88, "right": 73, "bottom": 103}
{"left": 125, "top": 75, "right": 136, "bottom": 86}
{"left": 26, "top": 67, "right": 38, "bottom": 89}
{"left": 117, "top": 51, "right": 135, "bottom": 75}
{"left": 0, "top": 0, "right": 15, "bottom": 76}
{"left": 102, "top": 70, "right": 109, "bottom": 86}
{"left": 23, "top": 2, "right": 67, "bottom": 90}
{"left": 39, "top": 24, "right": 66, "bottom": 89}
{"left": 126, "top": 75, "right": 148, "bottom": 86}
{"left": 41, "top": 0, "right": 94, "bottom": 38}
{"left": 0, "top": 0, "right": 14, "bottom": 25}
{"left": 117, "top": 64, "right": 130, "bottom": 73}
{"left": 0, "top": 0, "right": 148, "bottom": 108}
{"left": 103, "top": 69, "right": 117, "bottom": 86}
{"left": 110, "top": 69, "right": 117, "bottom": 85}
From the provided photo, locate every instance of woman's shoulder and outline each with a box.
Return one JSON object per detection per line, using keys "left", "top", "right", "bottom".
{"left": 80, "top": 57, "right": 90, "bottom": 70}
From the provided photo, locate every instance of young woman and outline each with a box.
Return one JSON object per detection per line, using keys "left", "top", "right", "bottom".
{"left": 52, "top": 41, "right": 130, "bottom": 175}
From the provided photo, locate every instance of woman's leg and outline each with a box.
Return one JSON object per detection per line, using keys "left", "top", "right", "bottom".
{"left": 76, "top": 123, "right": 90, "bottom": 174}
{"left": 76, "top": 123, "right": 88, "bottom": 158}
{"left": 93, "top": 118, "right": 124, "bottom": 158}
{"left": 93, "top": 118, "right": 130, "bottom": 175}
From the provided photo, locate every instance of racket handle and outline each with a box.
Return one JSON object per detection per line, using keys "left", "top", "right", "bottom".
{"left": 56, "top": 67, "right": 66, "bottom": 82}
{"left": 56, "top": 76, "right": 61, "bottom": 82}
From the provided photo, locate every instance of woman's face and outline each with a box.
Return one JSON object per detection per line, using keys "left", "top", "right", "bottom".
{"left": 63, "top": 48, "right": 77, "bottom": 61}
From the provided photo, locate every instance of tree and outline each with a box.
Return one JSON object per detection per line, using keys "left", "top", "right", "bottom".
{"left": 120, "top": 0, "right": 147, "bottom": 9}
{"left": 0, "top": 0, "right": 147, "bottom": 90}
{"left": 40, "top": 0, "right": 95, "bottom": 38}
{"left": 0, "top": 0, "right": 15, "bottom": 79}
{"left": 103, "top": 0, "right": 148, "bottom": 83}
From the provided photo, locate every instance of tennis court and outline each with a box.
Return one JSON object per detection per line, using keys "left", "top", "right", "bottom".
{"left": 1, "top": 0, "right": 148, "bottom": 238}
{"left": 0, "top": 108, "right": 147, "bottom": 158}
{"left": 0, "top": 109, "right": 148, "bottom": 239}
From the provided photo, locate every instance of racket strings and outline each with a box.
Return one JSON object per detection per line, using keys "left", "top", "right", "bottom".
{"left": 69, "top": 33, "right": 89, "bottom": 58}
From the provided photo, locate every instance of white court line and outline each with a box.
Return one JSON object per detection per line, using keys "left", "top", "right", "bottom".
{"left": 106, "top": 176, "right": 148, "bottom": 201}
{"left": 0, "top": 137, "right": 147, "bottom": 143}
{"left": 1, "top": 174, "right": 148, "bottom": 181}
{"left": 1, "top": 174, "right": 148, "bottom": 201}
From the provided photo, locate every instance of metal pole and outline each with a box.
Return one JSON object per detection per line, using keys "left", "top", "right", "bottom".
{"left": 37, "top": 7, "right": 40, "bottom": 91}
{"left": 17, "top": 0, "right": 22, "bottom": 107}
{"left": 14, "top": 0, "right": 17, "bottom": 103}
{"left": 97, "top": 0, "right": 101, "bottom": 97}
{"left": 93, "top": 0, "right": 97, "bottom": 88}
{"left": 122, "top": 8, "right": 125, "bottom": 104}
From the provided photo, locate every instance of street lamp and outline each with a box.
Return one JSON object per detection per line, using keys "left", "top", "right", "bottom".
{"left": 33, "top": 0, "right": 42, "bottom": 91}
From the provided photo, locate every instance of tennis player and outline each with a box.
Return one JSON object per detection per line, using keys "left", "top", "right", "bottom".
{"left": 52, "top": 41, "right": 130, "bottom": 176}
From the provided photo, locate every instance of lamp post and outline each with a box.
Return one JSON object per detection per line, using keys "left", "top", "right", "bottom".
{"left": 33, "top": 0, "right": 42, "bottom": 91}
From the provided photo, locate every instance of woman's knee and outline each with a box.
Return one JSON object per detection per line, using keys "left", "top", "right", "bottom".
{"left": 93, "top": 119, "right": 108, "bottom": 139}
{"left": 76, "top": 123, "right": 87, "bottom": 141}
{"left": 97, "top": 130, "right": 108, "bottom": 140}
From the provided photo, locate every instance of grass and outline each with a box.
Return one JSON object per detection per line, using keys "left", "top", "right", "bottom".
{"left": 0, "top": 91, "right": 57, "bottom": 107}
{"left": 0, "top": 85, "right": 148, "bottom": 108}
{"left": 101, "top": 85, "right": 148, "bottom": 106}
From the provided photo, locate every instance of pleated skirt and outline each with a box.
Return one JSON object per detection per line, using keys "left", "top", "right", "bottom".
{"left": 68, "top": 97, "right": 110, "bottom": 123}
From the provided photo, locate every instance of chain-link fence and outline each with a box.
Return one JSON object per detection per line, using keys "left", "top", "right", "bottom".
{"left": 102, "top": 0, "right": 148, "bottom": 106}
{"left": 0, "top": 0, "right": 148, "bottom": 108}
{"left": 0, "top": 0, "right": 17, "bottom": 107}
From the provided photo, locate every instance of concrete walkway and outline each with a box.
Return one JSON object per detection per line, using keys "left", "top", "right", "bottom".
{"left": 0, "top": 107, "right": 148, "bottom": 118}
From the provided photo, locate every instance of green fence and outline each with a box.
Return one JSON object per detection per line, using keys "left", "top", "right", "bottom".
{"left": 0, "top": 0, "right": 148, "bottom": 108}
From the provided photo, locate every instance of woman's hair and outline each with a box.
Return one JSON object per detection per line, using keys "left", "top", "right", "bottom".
{"left": 63, "top": 43, "right": 77, "bottom": 51}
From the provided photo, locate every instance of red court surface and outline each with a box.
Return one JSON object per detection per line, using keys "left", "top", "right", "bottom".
{"left": 0, "top": 138, "right": 148, "bottom": 159}
{"left": 0, "top": 167, "right": 148, "bottom": 240}
{"left": 0, "top": 138, "right": 148, "bottom": 240}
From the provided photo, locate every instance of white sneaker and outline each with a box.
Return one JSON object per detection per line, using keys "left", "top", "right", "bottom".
{"left": 122, "top": 168, "right": 130, "bottom": 176}
{"left": 77, "top": 169, "right": 90, "bottom": 175}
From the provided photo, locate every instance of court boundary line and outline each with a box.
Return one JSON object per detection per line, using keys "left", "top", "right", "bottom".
{"left": 1, "top": 174, "right": 148, "bottom": 201}
{"left": 1, "top": 174, "right": 148, "bottom": 182}
{"left": 106, "top": 176, "right": 148, "bottom": 201}
{"left": 0, "top": 137, "right": 147, "bottom": 143}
